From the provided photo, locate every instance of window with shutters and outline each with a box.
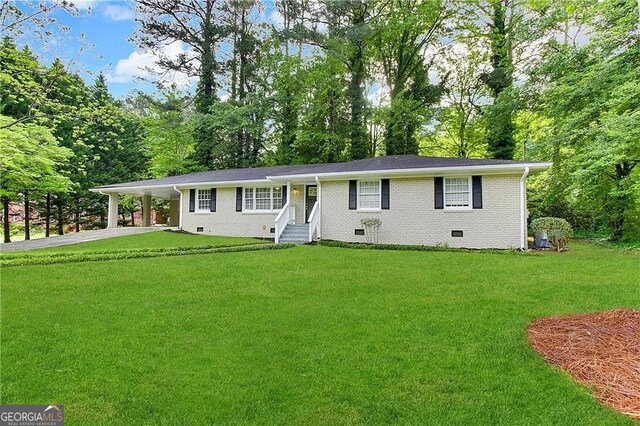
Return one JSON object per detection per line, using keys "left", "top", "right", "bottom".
{"left": 358, "top": 180, "right": 381, "bottom": 210}
{"left": 243, "top": 187, "right": 284, "bottom": 211}
{"left": 196, "top": 189, "right": 211, "bottom": 211}
{"left": 444, "top": 177, "right": 471, "bottom": 209}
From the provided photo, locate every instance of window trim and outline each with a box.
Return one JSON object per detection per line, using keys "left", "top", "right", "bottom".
{"left": 443, "top": 176, "right": 472, "bottom": 211}
{"left": 243, "top": 186, "right": 284, "bottom": 212}
{"left": 196, "top": 188, "right": 212, "bottom": 212}
{"left": 357, "top": 179, "right": 382, "bottom": 211}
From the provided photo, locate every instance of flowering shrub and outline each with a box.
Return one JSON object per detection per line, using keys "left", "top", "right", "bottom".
{"left": 361, "top": 217, "right": 382, "bottom": 244}
{"left": 530, "top": 217, "right": 573, "bottom": 252}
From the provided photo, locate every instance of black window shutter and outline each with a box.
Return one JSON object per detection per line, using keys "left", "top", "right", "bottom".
{"left": 472, "top": 176, "right": 483, "bottom": 209}
{"left": 236, "top": 187, "right": 243, "bottom": 212}
{"left": 189, "top": 189, "right": 196, "bottom": 212}
{"left": 381, "top": 179, "right": 390, "bottom": 210}
{"left": 282, "top": 185, "right": 287, "bottom": 204}
{"left": 348, "top": 180, "right": 357, "bottom": 210}
{"left": 210, "top": 188, "right": 216, "bottom": 212}
{"left": 434, "top": 177, "right": 444, "bottom": 209}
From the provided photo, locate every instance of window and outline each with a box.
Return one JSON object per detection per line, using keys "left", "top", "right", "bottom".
{"left": 243, "top": 187, "right": 284, "bottom": 211}
{"left": 272, "top": 187, "right": 283, "bottom": 209}
{"left": 197, "top": 189, "right": 211, "bottom": 211}
{"left": 244, "top": 188, "right": 254, "bottom": 210}
{"left": 444, "top": 177, "right": 471, "bottom": 209}
{"left": 358, "top": 180, "right": 380, "bottom": 210}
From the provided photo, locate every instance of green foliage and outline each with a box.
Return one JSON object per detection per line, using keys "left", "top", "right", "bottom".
{"left": 530, "top": 217, "right": 573, "bottom": 252}
{"left": 192, "top": 100, "right": 265, "bottom": 170}
{"left": 318, "top": 239, "right": 525, "bottom": 254}
{"left": 128, "top": 88, "right": 195, "bottom": 177}
{"left": 530, "top": 0, "right": 640, "bottom": 240}
{"left": 0, "top": 114, "right": 72, "bottom": 198}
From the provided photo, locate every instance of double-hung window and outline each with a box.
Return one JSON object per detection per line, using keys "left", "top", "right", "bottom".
{"left": 444, "top": 177, "right": 471, "bottom": 209}
{"left": 358, "top": 180, "right": 381, "bottom": 210}
{"left": 196, "top": 189, "right": 211, "bottom": 211}
{"left": 243, "top": 187, "right": 284, "bottom": 211}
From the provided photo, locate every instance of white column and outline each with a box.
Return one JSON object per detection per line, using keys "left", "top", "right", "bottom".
{"left": 315, "top": 176, "right": 321, "bottom": 239}
{"left": 107, "top": 193, "right": 119, "bottom": 228}
{"left": 142, "top": 195, "right": 152, "bottom": 227}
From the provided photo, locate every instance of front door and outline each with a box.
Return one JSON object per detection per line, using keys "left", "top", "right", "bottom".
{"left": 305, "top": 185, "right": 317, "bottom": 223}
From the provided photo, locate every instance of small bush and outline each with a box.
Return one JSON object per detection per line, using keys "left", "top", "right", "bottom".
{"left": 1, "top": 243, "right": 294, "bottom": 267}
{"left": 318, "top": 240, "right": 528, "bottom": 255}
{"left": 361, "top": 218, "right": 382, "bottom": 244}
{"left": 530, "top": 217, "right": 573, "bottom": 252}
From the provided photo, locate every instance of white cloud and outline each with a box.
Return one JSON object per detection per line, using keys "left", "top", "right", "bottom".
{"left": 107, "top": 42, "right": 197, "bottom": 87}
{"left": 102, "top": 4, "right": 134, "bottom": 21}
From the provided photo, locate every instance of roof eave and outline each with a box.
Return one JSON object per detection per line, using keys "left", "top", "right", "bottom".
{"left": 266, "top": 162, "right": 552, "bottom": 181}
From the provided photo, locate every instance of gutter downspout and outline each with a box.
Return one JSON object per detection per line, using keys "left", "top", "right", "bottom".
{"left": 173, "top": 186, "right": 183, "bottom": 229}
{"left": 315, "top": 176, "right": 321, "bottom": 239}
{"left": 520, "top": 167, "right": 530, "bottom": 251}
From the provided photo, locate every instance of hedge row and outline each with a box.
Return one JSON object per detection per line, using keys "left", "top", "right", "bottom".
{"left": 317, "top": 240, "right": 530, "bottom": 255}
{"left": 0, "top": 241, "right": 265, "bottom": 260}
{"left": 1, "top": 243, "right": 294, "bottom": 267}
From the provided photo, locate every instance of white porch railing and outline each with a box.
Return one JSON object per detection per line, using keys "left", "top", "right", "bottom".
{"left": 274, "top": 202, "right": 295, "bottom": 243}
{"left": 307, "top": 201, "right": 319, "bottom": 242}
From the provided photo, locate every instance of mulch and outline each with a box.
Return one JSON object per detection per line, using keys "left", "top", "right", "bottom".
{"left": 527, "top": 309, "right": 640, "bottom": 420}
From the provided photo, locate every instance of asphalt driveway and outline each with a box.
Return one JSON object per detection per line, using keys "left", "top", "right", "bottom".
{"left": 0, "top": 227, "right": 172, "bottom": 252}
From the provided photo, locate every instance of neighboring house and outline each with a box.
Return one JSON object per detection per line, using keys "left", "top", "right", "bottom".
{"left": 91, "top": 155, "right": 551, "bottom": 249}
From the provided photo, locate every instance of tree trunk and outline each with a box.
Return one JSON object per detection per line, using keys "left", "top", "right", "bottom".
{"left": 74, "top": 211, "right": 80, "bottom": 233}
{"left": 610, "top": 162, "right": 634, "bottom": 241}
{"left": 131, "top": 211, "right": 135, "bottom": 226}
{"left": 56, "top": 197, "right": 64, "bottom": 235}
{"left": 24, "top": 191, "right": 30, "bottom": 240}
{"left": 45, "top": 193, "right": 51, "bottom": 237}
{"left": 2, "top": 196, "right": 11, "bottom": 243}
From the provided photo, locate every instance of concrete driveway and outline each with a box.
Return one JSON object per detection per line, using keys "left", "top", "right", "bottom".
{"left": 0, "top": 227, "right": 173, "bottom": 253}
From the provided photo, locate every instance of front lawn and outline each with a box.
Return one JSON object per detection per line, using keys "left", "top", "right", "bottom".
{"left": 1, "top": 237, "right": 638, "bottom": 424}
{"left": 24, "top": 230, "right": 266, "bottom": 253}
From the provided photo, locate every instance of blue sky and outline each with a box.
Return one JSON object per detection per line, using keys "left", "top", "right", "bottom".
{"left": 20, "top": 1, "right": 279, "bottom": 98}
{"left": 41, "top": 1, "right": 156, "bottom": 97}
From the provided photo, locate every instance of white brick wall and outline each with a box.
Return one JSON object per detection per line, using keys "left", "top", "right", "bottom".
{"left": 319, "top": 175, "right": 523, "bottom": 249}
{"left": 178, "top": 175, "right": 525, "bottom": 248}
{"left": 180, "top": 187, "right": 278, "bottom": 239}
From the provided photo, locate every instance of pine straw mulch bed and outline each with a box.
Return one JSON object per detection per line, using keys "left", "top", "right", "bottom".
{"left": 528, "top": 309, "right": 640, "bottom": 420}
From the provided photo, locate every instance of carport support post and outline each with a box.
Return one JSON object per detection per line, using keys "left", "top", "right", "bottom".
{"left": 142, "top": 195, "right": 152, "bottom": 227}
{"left": 107, "top": 193, "right": 119, "bottom": 228}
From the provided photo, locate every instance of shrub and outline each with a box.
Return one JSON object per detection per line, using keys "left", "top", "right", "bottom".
{"left": 0, "top": 243, "right": 294, "bottom": 267}
{"left": 361, "top": 217, "right": 382, "bottom": 244}
{"left": 530, "top": 217, "right": 573, "bottom": 252}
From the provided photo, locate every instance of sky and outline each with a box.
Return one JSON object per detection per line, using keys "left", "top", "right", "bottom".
{"left": 18, "top": 0, "right": 281, "bottom": 98}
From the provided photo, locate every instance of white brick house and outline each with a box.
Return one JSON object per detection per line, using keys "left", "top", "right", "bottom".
{"left": 92, "top": 155, "right": 550, "bottom": 249}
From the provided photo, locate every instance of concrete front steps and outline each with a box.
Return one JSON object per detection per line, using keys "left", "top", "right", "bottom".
{"left": 279, "top": 224, "right": 310, "bottom": 244}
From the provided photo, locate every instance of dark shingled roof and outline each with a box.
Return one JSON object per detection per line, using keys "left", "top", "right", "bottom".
{"left": 95, "top": 155, "right": 547, "bottom": 189}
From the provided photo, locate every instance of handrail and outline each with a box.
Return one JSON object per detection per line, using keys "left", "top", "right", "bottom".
{"left": 274, "top": 201, "right": 291, "bottom": 244}
{"left": 307, "top": 201, "right": 319, "bottom": 242}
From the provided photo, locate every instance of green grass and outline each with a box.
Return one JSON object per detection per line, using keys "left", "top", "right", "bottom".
{"left": 1, "top": 235, "right": 639, "bottom": 425}
{"left": 24, "top": 230, "right": 266, "bottom": 253}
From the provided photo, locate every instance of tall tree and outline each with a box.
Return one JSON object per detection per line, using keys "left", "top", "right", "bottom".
{"left": 480, "top": 0, "right": 516, "bottom": 159}
{"left": 532, "top": 0, "right": 640, "bottom": 240}
{"left": 133, "top": 0, "right": 225, "bottom": 112}
{"left": 0, "top": 115, "right": 71, "bottom": 242}
{"left": 126, "top": 88, "right": 195, "bottom": 178}
{"left": 372, "top": 0, "right": 448, "bottom": 155}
